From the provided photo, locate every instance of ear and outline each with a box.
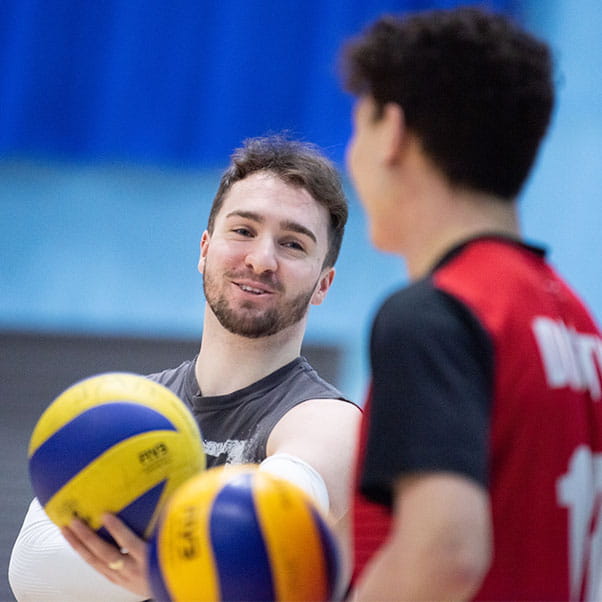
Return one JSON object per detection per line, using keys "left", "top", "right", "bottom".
{"left": 310, "top": 268, "right": 335, "bottom": 306}
{"left": 380, "top": 102, "right": 405, "bottom": 166}
{"left": 198, "top": 230, "right": 210, "bottom": 275}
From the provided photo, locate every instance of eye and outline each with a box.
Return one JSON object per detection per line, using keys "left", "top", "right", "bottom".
{"left": 282, "top": 240, "right": 305, "bottom": 252}
{"left": 232, "top": 227, "right": 254, "bottom": 237}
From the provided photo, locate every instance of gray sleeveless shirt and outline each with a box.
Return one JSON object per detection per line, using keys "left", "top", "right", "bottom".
{"left": 147, "top": 356, "right": 351, "bottom": 468}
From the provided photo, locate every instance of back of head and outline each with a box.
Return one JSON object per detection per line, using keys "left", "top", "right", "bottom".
{"left": 208, "top": 134, "right": 348, "bottom": 268}
{"left": 341, "top": 7, "right": 555, "bottom": 199}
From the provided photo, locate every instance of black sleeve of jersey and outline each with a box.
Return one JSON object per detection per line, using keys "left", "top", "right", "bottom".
{"left": 361, "top": 279, "right": 493, "bottom": 507}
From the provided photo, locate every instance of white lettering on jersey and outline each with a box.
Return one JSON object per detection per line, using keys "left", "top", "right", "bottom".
{"left": 558, "top": 446, "right": 602, "bottom": 601}
{"left": 532, "top": 317, "right": 602, "bottom": 400}
{"left": 203, "top": 439, "right": 247, "bottom": 463}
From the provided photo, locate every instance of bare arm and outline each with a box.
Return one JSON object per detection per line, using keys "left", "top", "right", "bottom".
{"left": 266, "top": 398, "right": 361, "bottom": 520}
{"left": 266, "top": 398, "right": 361, "bottom": 583}
{"left": 354, "top": 472, "right": 492, "bottom": 601}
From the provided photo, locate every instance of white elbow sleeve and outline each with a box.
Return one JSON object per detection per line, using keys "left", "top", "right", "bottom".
{"left": 259, "top": 453, "right": 330, "bottom": 513}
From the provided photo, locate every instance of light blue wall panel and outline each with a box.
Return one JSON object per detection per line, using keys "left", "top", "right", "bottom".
{"left": 519, "top": 0, "right": 602, "bottom": 317}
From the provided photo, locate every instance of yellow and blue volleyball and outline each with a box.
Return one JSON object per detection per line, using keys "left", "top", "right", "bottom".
{"left": 28, "top": 372, "right": 205, "bottom": 541}
{"left": 148, "top": 464, "right": 342, "bottom": 602}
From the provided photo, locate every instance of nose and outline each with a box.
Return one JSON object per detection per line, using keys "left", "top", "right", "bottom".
{"left": 245, "top": 238, "right": 278, "bottom": 274}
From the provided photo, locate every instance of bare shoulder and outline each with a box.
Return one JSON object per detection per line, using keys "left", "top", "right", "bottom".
{"left": 267, "top": 398, "right": 361, "bottom": 455}
{"left": 279, "top": 397, "right": 361, "bottom": 427}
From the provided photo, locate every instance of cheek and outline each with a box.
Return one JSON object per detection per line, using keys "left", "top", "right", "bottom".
{"left": 206, "top": 239, "right": 242, "bottom": 266}
{"left": 283, "top": 262, "right": 320, "bottom": 292}
{"left": 368, "top": 204, "right": 403, "bottom": 254}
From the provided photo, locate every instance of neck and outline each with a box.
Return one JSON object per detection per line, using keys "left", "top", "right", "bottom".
{"left": 195, "top": 306, "right": 306, "bottom": 396}
{"left": 393, "top": 150, "right": 521, "bottom": 279}
{"left": 408, "top": 196, "right": 520, "bottom": 279}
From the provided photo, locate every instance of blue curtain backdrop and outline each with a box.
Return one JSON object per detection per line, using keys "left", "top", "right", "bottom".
{"left": 0, "top": 0, "right": 520, "bottom": 167}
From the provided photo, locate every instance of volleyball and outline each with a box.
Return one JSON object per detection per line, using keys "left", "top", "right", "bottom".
{"left": 148, "top": 464, "right": 342, "bottom": 602}
{"left": 28, "top": 372, "right": 205, "bottom": 541}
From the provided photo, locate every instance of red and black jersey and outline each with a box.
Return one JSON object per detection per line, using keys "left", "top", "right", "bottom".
{"left": 354, "top": 236, "right": 602, "bottom": 601}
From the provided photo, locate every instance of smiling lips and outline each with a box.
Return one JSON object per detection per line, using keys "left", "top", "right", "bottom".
{"left": 235, "top": 281, "right": 274, "bottom": 295}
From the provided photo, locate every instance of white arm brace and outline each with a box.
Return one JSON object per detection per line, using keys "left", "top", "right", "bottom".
{"left": 8, "top": 498, "right": 144, "bottom": 602}
{"left": 259, "top": 452, "right": 330, "bottom": 512}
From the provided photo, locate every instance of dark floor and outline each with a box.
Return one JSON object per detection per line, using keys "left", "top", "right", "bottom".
{"left": 0, "top": 330, "right": 340, "bottom": 602}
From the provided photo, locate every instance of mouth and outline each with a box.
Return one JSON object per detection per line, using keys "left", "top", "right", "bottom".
{"left": 234, "top": 282, "right": 273, "bottom": 296}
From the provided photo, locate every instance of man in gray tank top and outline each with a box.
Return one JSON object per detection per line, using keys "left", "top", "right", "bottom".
{"left": 10, "top": 135, "right": 360, "bottom": 602}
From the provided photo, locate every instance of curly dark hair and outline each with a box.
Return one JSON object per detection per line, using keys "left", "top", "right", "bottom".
{"left": 341, "top": 7, "right": 555, "bottom": 199}
{"left": 207, "top": 134, "right": 348, "bottom": 268}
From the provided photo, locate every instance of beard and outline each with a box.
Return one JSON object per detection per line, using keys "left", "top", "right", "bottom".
{"left": 203, "top": 267, "right": 317, "bottom": 339}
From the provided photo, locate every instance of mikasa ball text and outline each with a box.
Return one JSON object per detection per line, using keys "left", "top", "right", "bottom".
{"left": 28, "top": 372, "right": 205, "bottom": 540}
{"left": 148, "top": 464, "right": 342, "bottom": 602}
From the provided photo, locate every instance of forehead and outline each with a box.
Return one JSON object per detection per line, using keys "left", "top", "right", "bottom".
{"left": 218, "top": 172, "right": 330, "bottom": 237}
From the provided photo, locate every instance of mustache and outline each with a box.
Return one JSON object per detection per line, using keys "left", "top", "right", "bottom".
{"left": 225, "top": 270, "right": 284, "bottom": 293}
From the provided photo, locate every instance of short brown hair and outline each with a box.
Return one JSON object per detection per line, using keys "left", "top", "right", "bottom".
{"left": 208, "top": 135, "right": 348, "bottom": 268}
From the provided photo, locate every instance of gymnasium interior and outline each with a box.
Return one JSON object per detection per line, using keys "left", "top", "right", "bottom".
{"left": 2, "top": 1, "right": 601, "bottom": 600}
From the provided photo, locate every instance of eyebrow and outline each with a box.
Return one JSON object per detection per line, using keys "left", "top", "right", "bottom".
{"left": 225, "top": 210, "right": 317, "bottom": 244}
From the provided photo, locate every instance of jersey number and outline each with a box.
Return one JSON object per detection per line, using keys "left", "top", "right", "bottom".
{"left": 558, "top": 445, "right": 602, "bottom": 601}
